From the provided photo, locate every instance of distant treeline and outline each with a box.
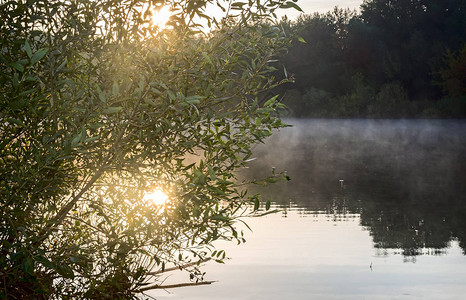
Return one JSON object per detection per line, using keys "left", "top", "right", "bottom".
{"left": 278, "top": 0, "right": 466, "bottom": 118}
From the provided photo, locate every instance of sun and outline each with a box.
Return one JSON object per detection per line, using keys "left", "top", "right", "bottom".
{"left": 143, "top": 189, "right": 169, "bottom": 205}
{"left": 151, "top": 5, "right": 172, "bottom": 29}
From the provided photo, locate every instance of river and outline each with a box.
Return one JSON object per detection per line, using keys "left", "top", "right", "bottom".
{"left": 148, "top": 119, "right": 466, "bottom": 299}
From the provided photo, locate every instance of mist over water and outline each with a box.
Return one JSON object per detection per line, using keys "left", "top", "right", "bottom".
{"left": 248, "top": 119, "right": 466, "bottom": 196}
{"left": 245, "top": 119, "right": 466, "bottom": 254}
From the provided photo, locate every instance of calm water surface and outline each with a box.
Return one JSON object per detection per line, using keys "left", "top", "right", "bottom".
{"left": 149, "top": 119, "right": 466, "bottom": 299}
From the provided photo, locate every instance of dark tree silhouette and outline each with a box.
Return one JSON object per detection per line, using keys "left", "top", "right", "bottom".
{"left": 280, "top": 0, "right": 466, "bottom": 118}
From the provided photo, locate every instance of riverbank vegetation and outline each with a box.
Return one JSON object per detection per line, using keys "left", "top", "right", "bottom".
{"left": 279, "top": 0, "right": 466, "bottom": 118}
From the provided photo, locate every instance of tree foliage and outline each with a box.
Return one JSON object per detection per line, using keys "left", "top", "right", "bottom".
{"left": 0, "top": 0, "right": 296, "bottom": 297}
{"left": 279, "top": 0, "right": 466, "bottom": 118}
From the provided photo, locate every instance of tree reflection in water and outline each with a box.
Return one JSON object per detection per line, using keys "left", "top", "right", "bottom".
{"left": 242, "top": 119, "right": 466, "bottom": 258}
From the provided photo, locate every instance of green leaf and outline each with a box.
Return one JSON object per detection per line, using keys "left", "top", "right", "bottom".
{"left": 265, "top": 177, "right": 280, "bottom": 183}
{"left": 71, "top": 134, "right": 81, "bottom": 149}
{"left": 231, "top": 2, "right": 247, "bottom": 9}
{"left": 193, "top": 168, "right": 204, "bottom": 179}
{"left": 8, "top": 99, "right": 27, "bottom": 110}
{"left": 11, "top": 62, "right": 24, "bottom": 72}
{"left": 263, "top": 94, "right": 279, "bottom": 107}
{"left": 112, "top": 81, "right": 119, "bottom": 96}
{"left": 23, "top": 75, "right": 39, "bottom": 82}
{"left": 84, "top": 136, "right": 99, "bottom": 143}
{"left": 276, "top": 102, "right": 287, "bottom": 109}
{"left": 56, "top": 58, "right": 67, "bottom": 72}
{"left": 151, "top": 86, "right": 162, "bottom": 95}
{"left": 21, "top": 256, "right": 34, "bottom": 274}
{"left": 56, "top": 263, "right": 75, "bottom": 279}
{"left": 144, "top": 98, "right": 157, "bottom": 106}
{"left": 167, "top": 90, "right": 176, "bottom": 101}
{"left": 265, "top": 199, "right": 271, "bottom": 210}
{"left": 7, "top": 118, "right": 26, "bottom": 127}
{"left": 89, "top": 123, "right": 105, "bottom": 129}
{"left": 139, "top": 77, "right": 146, "bottom": 91}
{"left": 280, "top": 1, "right": 303, "bottom": 12}
{"left": 298, "top": 36, "right": 306, "bottom": 43}
{"left": 25, "top": 40, "right": 32, "bottom": 58}
{"left": 186, "top": 99, "right": 200, "bottom": 105}
{"left": 254, "top": 198, "right": 260, "bottom": 211}
{"left": 12, "top": 73, "right": 19, "bottom": 88}
{"left": 211, "top": 214, "right": 230, "bottom": 222}
{"left": 208, "top": 165, "right": 217, "bottom": 180}
{"left": 98, "top": 89, "right": 106, "bottom": 103}
{"left": 201, "top": 52, "right": 212, "bottom": 64}
{"left": 289, "top": 1, "right": 304, "bottom": 12}
{"left": 31, "top": 48, "right": 48, "bottom": 64}
{"left": 102, "top": 106, "right": 122, "bottom": 114}
{"left": 18, "top": 88, "right": 36, "bottom": 97}
{"left": 186, "top": 95, "right": 203, "bottom": 104}
{"left": 36, "top": 255, "right": 55, "bottom": 269}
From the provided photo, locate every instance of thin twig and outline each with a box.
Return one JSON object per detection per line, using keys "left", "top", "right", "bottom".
{"left": 147, "top": 258, "right": 211, "bottom": 276}
{"left": 136, "top": 280, "right": 216, "bottom": 292}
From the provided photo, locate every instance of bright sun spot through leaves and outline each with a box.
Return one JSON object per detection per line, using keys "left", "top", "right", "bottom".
{"left": 143, "top": 189, "right": 169, "bottom": 205}
{"left": 151, "top": 6, "right": 172, "bottom": 29}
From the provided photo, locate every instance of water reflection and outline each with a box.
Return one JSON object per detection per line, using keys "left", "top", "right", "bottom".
{"left": 244, "top": 119, "right": 466, "bottom": 258}
{"left": 148, "top": 119, "right": 466, "bottom": 300}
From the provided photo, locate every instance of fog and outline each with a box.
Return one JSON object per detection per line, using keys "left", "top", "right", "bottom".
{"left": 246, "top": 119, "right": 466, "bottom": 204}
{"left": 240, "top": 119, "right": 466, "bottom": 253}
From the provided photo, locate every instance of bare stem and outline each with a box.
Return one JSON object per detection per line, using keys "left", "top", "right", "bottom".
{"left": 136, "top": 280, "right": 215, "bottom": 292}
{"left": 147, "top": 258, "right": 211, "bottom": 276}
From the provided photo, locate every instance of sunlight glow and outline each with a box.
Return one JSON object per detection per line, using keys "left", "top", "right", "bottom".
{"left": 151, "top": 5, "right": 172, "bottom": 29}
{"left": 143, "top": 189, "right": 169, "bottom": 205}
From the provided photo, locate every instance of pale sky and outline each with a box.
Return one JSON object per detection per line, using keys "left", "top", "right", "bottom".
{"left": 277, "top": 0, "right": 364, "bottom": 20}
